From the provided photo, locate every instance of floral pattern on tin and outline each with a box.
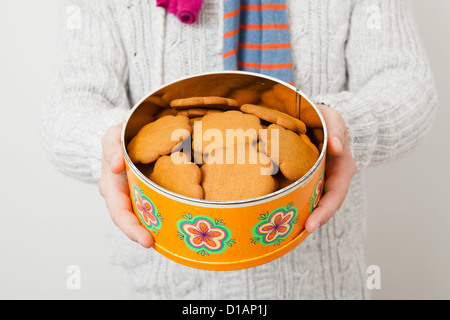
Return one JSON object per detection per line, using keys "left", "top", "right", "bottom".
{"left": 310, "top": 168, "right": 325, "bottom": 212}
{"left": 177, "top": 213, "right": 235, "bottom": 256}
{"left": 251, "top": 203, "right": 298, "bottom": 246}
{"left": 132, "top": 184, "right": 163, "bottom": 233}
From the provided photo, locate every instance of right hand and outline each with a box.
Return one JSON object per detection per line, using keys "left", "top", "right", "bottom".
{"left": 304, "top": 104, "right": 357, "bottom": 234}
{"left": 98, "top": 124, "right": 154, "bottom": 248}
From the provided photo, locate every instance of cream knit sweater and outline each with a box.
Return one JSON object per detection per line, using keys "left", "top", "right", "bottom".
{"left": 41, "top": 0, "right": 437, "bottom": 299}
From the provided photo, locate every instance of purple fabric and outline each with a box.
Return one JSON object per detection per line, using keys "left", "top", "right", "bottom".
{"left": 156, "top": 0, "right": 202, "bottom": 25}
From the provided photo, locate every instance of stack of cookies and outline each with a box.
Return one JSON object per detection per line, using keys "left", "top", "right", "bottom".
{"left": 127, "top": 93, "right": 322, "bottom": 202}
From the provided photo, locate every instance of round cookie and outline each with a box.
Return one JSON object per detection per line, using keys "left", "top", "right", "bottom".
{"left": 201, "top": 143, "right": 276, "bottom": 201}
{"left": 228, "top": 87, "right": 261, "bottom": 106}
{"left": 260, "top": 89, "right": 285, "bottom": 112}
{"left": 240, "top": 104, "right": 306, "bottom": 135}
{"left": 150, "top": 152, "right": 204, "bottom": 200}
{"left": 260, "top": 124, "right": 319, "bottom": 181}
{"left": 300, "top": 102, "right": 322, "bottom": 128}
{"left": 192, "top": 110, "right": 263, "bottom": 155}
{"left": 127, "top": 115, "right": 192, "bottom": 164}
{"left": 154, "top": 107, "right": 178, "bottom": 119}
{"left": 189, "top": 116, "right": 203, "bottom": 128}
{"left": 177, "top": 108, "right": 223, "bottom": 118}
{"left": 300, "top": 133, "right": 320, "bottom": 158}
{"left": 170, "top": 96, "right": 239, "bottom": 110}
{"left": 272, "top": 83, "right": 298, "bottom": 117}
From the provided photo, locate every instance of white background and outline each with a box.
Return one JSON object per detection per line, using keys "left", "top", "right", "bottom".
{"left": 0, "top": 1, "right": 449, "bottom": 299}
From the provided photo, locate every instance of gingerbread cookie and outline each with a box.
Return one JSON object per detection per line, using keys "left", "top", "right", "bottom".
{"left": 170, "top": 96, "right": 239, "bottom": 110}
{"left": 274, "top": 171, "right": 295, "bottom": 190}
{"left": 201, "top": 143, "right": 276, "bottom": 201}
{"left": 300, "top": 133, "right": 320, "bottom": 158}
{"left": 149, "top": 152, "right": 204, "bottom": 199}
{"left": 300, "top": 100, "right": 322, "bottom": 128}
{"left": 154, "top": 107, "right": 178, "bottom": 119}
{"left": 240, "top": 104, "right": 307, "bottom": 134}
{"left": 192, "top": 110, "right": 262, "bottom": 155}
{"left": 228, "top": 87, "right": 261, "bottom": 106}
{"left": 127, "top": 115, "right": 192, "bottom": 164}
{"left": 260, "top": 124, "right": 319, "bottom": 181}
{"left": 177, "top": 108, "right": 223, "bottom": 118}
{"left": 260, "top": 89, "right": 285, "bottom": 112}
{"left": 272, "top": 83, "right": 298, "bottom": 117}
{"left": 189, "top": 116, "right": 203, "bottom": 128}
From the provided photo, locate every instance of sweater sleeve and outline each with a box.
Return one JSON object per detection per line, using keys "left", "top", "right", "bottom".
{"left": 40, "top": 0, "right": 131, "bottom": 183}
{"left": 314, "top": 0, "right": 438, "bottom": 169}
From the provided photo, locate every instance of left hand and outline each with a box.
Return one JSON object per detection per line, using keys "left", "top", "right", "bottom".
{"left": 304, "top": 104, "right": 357, "bottom": 233}
{"left": 98, "top": 124, "right": 154, "bottom": 249}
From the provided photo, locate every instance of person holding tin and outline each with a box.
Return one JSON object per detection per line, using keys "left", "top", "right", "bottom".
{"left": 42, "top": 0, "right": 437, "bottom": 299}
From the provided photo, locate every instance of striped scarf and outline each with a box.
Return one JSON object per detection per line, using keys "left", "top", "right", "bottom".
{"left": 223, "top": 0, "right": 295, "bottom": 86}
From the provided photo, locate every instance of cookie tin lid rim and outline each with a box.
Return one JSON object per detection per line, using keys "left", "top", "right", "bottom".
{"left": 121, "top": 70, "right": 328, "bottom": 208}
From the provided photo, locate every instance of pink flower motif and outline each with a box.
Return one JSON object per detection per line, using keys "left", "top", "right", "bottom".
{"left": 310, "top": 168, "right": 324, "bottom": 212}
{"left": 132, "top": 185, "right": 160, "bottom": 230}
{"left": 179, "top": 217, "right": 230, "bottom": 253}
{"left": 256, "top": 209, "right": 296, "bottom": 245}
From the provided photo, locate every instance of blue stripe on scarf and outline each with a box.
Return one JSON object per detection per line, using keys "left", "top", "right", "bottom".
{"left": 223, "top": 0, "right": 295, "bottom": 85}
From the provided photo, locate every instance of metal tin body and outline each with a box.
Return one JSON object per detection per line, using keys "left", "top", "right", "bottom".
{"left": 121, "top": 71, "right": 327, "bottom": 271}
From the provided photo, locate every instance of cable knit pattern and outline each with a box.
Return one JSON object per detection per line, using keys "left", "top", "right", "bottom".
{"left": 41, "top": 0, "right": 437, "bottom": 300}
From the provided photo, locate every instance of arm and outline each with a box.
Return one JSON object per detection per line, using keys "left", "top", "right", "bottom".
{"left": 41, "top": 1, "right": 153, "bottom": 246}
{"left": 40, "top": 0, "right": 131, "bottom": 183}
{"left": 315, "top": 0, "right": 438, "bottom": 169}
{"left": 306, "top": 0, "right": 438, "bottom": 232}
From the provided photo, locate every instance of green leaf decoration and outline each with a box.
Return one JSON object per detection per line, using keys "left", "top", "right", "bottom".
{"left": 274, "top": 238, "right": 284, "bottom": 246}
{"left": 258, "top": 212, "right": 269, "bottom": 220}
{"left": 177, "top": 231, "right": 185, "bottom": 240}
{"left": 197, "top": 250, "right": 209, "bottom": 256}
{"left": 182, "top": 212, "right": 193, "bottom": 220}
{"left": 227, "top": 239, "right": 236, "bottom": 247}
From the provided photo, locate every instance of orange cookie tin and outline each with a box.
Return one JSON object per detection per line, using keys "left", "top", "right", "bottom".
{"left": 121, "top": 71, "right": 327, "bottom": 271}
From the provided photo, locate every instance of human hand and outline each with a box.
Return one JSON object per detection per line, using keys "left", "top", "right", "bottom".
{"left": 304, "top": 104, "right": 357, "bottom": 233}
{"left": 98, "top": 124, "right": 154, "bottom": 248}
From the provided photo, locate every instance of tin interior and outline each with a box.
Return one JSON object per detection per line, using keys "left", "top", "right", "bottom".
{"left": 121, "top": 71, "right": 328, "bottom": 207}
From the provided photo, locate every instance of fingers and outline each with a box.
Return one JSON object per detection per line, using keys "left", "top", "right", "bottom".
{"left": 328, "top": 136, "right": 344, "bottom": 157}
{"left": 304, "top": 165, "right": 352, "bottom": 233}
{"left": 103, "top": 176, "right": 154, "bottom": 248}
{"left": 304, "top": 104, "right": 357, "bottom": 234}
{"left": 102, "top": 124, "right": 125, "bottom": 174}
{"left": 317, "top": 104, "right": 347, "bottom": 157}
{"left": 100, "top": 159, "right": 154, "bottom": 248}
{"left": 99, "top": 124, "right": 154, "bottom": 249}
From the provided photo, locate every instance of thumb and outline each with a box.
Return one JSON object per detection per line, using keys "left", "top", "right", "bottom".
{"left": 109, "top": 153, "right": 125, "bottom": 174}
{"left": 316, "top": 104, "right": 346, "bottom": 157}
{"left": 327, "top": 136, "right": 344, "bottom": 157}
{"left": 102, "top": 124, "right": 126, "bottom": 174}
